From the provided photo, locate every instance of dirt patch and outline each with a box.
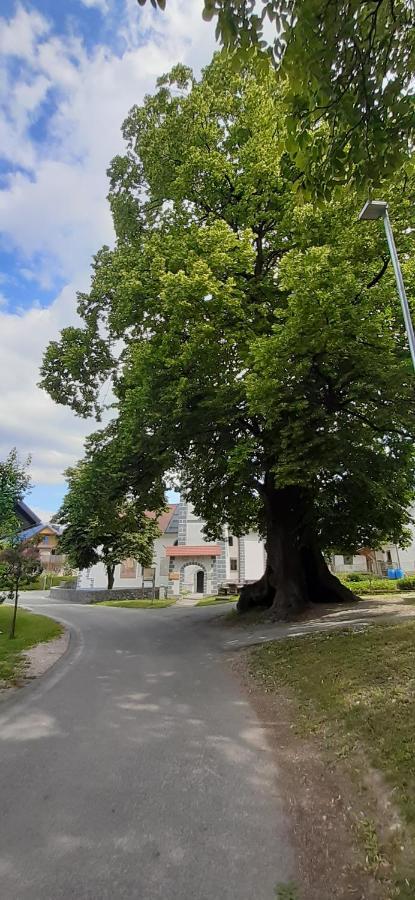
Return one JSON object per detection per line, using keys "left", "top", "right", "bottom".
{"left": 22, "top": 630, "right": 69, "bottom": 680}
{"left": 0, "top": 630, "right": 70, "bottom": 699}
{"left": 232, "top": 651, "right": 405, "bottom": 900}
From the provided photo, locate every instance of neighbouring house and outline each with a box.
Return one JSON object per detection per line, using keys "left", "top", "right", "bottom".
{"left": 331, "top": 532, "right": 415, "bottom": 576}
{"left": 17, "top": 522, "right": 64, "bottom": 569}
{"left": 77, "top": 500, "right": 267, "bottom": 597}
{"left": 11, "top": 501, "right": 67, "bottom": 573}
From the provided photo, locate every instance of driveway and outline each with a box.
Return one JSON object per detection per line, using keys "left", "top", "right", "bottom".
{"left": 0, "top": 593, "right": 295, "bottom": 900}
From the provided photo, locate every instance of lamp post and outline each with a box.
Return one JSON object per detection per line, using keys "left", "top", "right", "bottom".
{"left": 359, "top": 200, "right": 415, "bottom": 372}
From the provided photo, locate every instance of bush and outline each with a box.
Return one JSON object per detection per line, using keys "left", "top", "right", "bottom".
{"left": 341, "top": 572, "right": 373, "bottom": 583}
{"left": 397, "top": 577, "right": 415, "bottom": 592}
{"left": 355, "top": 579, "right": 397, "bottom": 594}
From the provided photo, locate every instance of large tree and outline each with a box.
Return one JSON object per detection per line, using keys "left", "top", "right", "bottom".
{"left": 40, "top": 55, "right": 415, "bottom": 617}
{"left": 137, "top": 0, "right": 415, "bottom": 189}
{"left": 55, "top": 453, "right": 162, "bottom": 589}
{"left": 0, "top": 449, "right": 31, "bottom": 539}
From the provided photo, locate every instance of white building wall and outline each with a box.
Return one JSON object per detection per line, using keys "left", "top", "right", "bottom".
{"left": 77, "top": 560, "right": 144, "bottom": 589}
{"left": 185, "top": 504, "right": 209, "bottom": 545}
{"left": 333, "top": 555, "right": 368, "bottom": 573}
{"left": 243, "top": 532, "right": 266, "bottom": 581}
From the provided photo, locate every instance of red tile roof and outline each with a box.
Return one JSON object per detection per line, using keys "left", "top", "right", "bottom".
{"left": 166, "top": 545, "right": 221, "bottom": 557}
{"left": 146, "top": 504, "right": 177, "bottom": 534}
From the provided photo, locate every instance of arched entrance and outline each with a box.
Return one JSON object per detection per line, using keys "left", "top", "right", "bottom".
{"left": 179, "top": 561, "right": 208, "bottom": 595}
{"left": 196, "top": 570, "right": 204, "bottom": 593}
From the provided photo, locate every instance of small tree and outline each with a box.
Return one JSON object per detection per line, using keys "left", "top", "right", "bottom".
{"left": 55, "top": 456, "right": 162, "bottom": 589}
{"left": 0, "top": 449, "right": 32, "bottom": 539}
{"left": 0, "top": 541, "right": 42, "bottom": 638}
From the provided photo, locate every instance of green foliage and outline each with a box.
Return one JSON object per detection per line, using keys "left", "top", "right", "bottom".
{"left": 137, "top": 0, "right": 415, "bottom": 190}
{"left": 341, "top": 572, "right": 373, "bottom": 583}
{"left": 397, "top": 577, "right": 415, "bottom": 592}
{"left": 0, "top": 449, "right": 31, "bottom": 539}
{"left": 353, "top": 579, "right": 397, "bottom": 595}
{"left": 55, "top": 452, "right": 162, "bottom": 587}
{"left": 0, "top": 540, "right": 42, "bottom": 637}
{"left": 40, "top": 55, "right": 415, "bottom": 568}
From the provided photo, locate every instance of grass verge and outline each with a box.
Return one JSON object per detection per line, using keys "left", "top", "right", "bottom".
{"left": 95, "top": 599, "right": 175, "bottom": 608}
{"left": 249, "top": 621, "right": 415, "bottom": 894}
{"left": 0, "top": 605, "right": 62, "bottom": 684}
{"left": 196, "top": 596, "right": 237, "bottom": 607}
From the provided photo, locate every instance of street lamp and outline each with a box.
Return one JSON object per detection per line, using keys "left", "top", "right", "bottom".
{"left": 359, "top": 200, "right": 415, "bottom": 372}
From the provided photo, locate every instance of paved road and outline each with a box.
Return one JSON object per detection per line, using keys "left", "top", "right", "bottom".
{"left": 0, "top": 593, "right": 295, "bottom": 900}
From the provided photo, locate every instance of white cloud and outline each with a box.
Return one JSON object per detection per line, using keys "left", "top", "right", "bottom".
{"left": 0, "top": 0, "right": 216, "bottom": 493}
{"left": 79, "top": 0, "right": 109, "bottom": 11}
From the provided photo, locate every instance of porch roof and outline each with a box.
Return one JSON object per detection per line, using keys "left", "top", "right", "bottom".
{"left": 166, "top": 545, "right": 221, "bottom": 557}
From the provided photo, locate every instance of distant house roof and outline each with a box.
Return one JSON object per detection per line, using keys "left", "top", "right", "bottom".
{"left": 166, "top": 545, "right": 221, "bottom": 557}
{"left": 17, "top": 523, "right": 62, "bottom": 543}
{"left": 15, "top": 500, "right": 41, "bottom": 529}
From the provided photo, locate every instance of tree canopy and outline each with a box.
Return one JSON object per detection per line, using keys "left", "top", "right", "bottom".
{"left": 0, "top": 449, "right": 31, "bottom": 539}
{"left": 55, "top": 453, "right": 162, "bottom": 588}
{"left": 40, "top": 54, "right": 415, "bottom": 616}
{"left": 137, "top": 0, "right": 415, "bottom": 189}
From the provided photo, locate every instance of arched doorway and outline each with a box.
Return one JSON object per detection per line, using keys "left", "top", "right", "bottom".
{"left": 196, "top": 570, "right": 204, "bottom": 593}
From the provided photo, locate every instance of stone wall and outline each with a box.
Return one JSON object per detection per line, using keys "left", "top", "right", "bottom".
{"left": 50, "top": 586, "right": 159, "bottom": 604}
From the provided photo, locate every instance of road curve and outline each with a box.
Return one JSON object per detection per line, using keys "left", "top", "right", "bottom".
{"left": 0, "top": 593, "right": 295, "bottom": 900}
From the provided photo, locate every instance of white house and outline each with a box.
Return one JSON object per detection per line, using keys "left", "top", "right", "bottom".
{"left": 77, "top": 501, "right": 266, "bottom": 596}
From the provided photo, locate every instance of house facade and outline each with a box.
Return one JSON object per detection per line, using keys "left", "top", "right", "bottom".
{"left": 77, "top": 501, "right": 266, "bottom": 596}
{"left": 17, "top": 522, "right": 64, "bottom": 569}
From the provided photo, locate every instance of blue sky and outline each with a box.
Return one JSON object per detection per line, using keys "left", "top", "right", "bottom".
{"left": 0, "top": 0, "right": 215, "bottom": 520}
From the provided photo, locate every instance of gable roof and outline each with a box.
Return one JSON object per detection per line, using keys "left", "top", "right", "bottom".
{"left": 17, "top": 523, "right": 62, "bottom": 543}
{"left": 146, "top": 504, "right": 178, "bottom": 535}
{"left": 15, "top": 500, "right": 41, "bottom": 529}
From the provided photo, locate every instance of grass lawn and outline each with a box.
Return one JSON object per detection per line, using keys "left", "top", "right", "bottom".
{"left": 249, "top": 622, "right": 415, "bottom": 896}
{"left": 196, "top": 595, "right": 237, "bottom": 607}
{"left": 95, "top": 599, "right": 175, "bottom": 608}
{"left": 0, "top": 605, "right": 62, "bottom": 685}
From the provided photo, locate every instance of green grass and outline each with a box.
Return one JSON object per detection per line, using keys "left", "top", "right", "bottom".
{"left": 250, "top": 622, "right": 415, "bottom": 895}
{"left": 196, "top": 595, "right": 237, "bottom": 607}
{"left": 0, "top": 605, "right": 62, "bottom": 684}
{"left": 21, "top": 575, "right": 75, "bottom": 591}
{"left": 95, "top": 599, "right": 175, "bottom": 608}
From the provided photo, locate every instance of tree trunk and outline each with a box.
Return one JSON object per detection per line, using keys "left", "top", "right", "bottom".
{"left": 106, "top": 565, "right": 115, "bottom": 590}
{"left": 9, "top": 580, "right": 19, "bottom": 639}
{"left": 237, "top": 485, "right": 357, "bottom": 619}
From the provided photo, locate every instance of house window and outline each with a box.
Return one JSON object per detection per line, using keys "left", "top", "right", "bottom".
{"left": 228, "top": 535, "right": 234, "bottom": 547}
{"left": 343, "top": 555, "right": 353, "bottom": 565}
{"left": 230, "top": 559, "right": 237, "bottom": 571}
{"left": 386, "top": 550, "right": 392, "bottom": 565}
{"left": 42, "top": 536, "right": 49, "bottom": 544}
{"left": 120, "top": 558, "right": 137, "bottom": 579}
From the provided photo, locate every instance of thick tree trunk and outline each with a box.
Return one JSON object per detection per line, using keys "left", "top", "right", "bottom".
{"left": 106, "top": 565, "right": 115, "bottom": 590}
{"left": 237, "top": 485, "right": 357, "bottom": 619}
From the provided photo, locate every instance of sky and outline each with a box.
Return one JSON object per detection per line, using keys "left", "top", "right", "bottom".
{"left": 0, "top": 0, "right": 217, "bottom": 521}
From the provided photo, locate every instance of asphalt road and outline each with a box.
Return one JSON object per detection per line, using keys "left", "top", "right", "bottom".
{"left": 0, "top": 593, "right": 295, "bottom": 900}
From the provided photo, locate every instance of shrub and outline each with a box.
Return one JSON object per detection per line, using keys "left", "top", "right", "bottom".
{"left": 341, "top": 572, "right": 373, "bottom": 583}
{"left": 355, "top": 579, "right": 397, "bottom": 594}
{"left": 397, "top": 577, "right": 415, "bottom": 592}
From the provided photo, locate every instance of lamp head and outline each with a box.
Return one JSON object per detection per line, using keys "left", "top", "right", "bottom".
{"left": 359, "top": 200, "right": 388, "bottom": 221}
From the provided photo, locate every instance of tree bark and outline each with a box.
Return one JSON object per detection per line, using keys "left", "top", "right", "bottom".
{"left": 9, "top": 580, "right": 19, "bottom": 639}
{"left": 237, "top": 485, "right": 357, "bottom": 619}
{"left": 106, "top": 565, "right": 115, "bottom": 590}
